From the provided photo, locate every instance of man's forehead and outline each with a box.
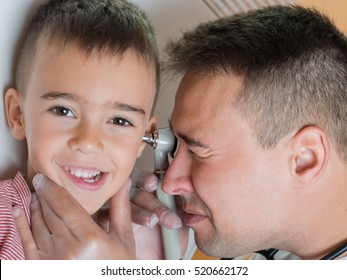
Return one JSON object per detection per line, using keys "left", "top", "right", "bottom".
{"left": 174, "top": 73, "right": 241, "bottom": 115}
{"left": 171, "top": 71, "right": 245, "bottom": 138}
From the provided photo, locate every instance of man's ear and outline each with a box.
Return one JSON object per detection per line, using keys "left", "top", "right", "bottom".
{"left": 5, "top": 88, "right": 26, "bottom": 140}
{"left": 290, "top": 126, "right": 329, "bottom": 187}
{"left": 137, "top": 115, "right": 157, "bottom": 158}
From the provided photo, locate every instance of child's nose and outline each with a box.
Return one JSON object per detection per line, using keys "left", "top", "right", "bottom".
{"left": 68, "top": 123, "right": 104, "bottom": 154}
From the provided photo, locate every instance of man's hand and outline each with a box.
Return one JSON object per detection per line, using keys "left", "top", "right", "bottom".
{"left": 13, "top": 174, "right": 135, "bottom": 260}
{"left": 93, "top": 170, "right": 186, "bottom": 260}
{"left": 129, "top": 170, "right": 189, "bottom": 259}
{"left": 130, "top": 170, "right": 182, "bottom": 229}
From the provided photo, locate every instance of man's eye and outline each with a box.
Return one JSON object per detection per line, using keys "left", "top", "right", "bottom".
{"left": 50, "top": 107, "right": 74, "bottom": 117}
{"left": 110, "top": 117, "right": 133, "bottom": 127}
{"left": 188, "top": 149, "right": 207, "bottom": 160}
{"left": 188, "top": 149, "right": 200, "bottom": 158}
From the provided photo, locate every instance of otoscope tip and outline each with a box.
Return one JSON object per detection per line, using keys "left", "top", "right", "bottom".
{"left": 142, "top": 131, "right": 158, "bottom": 149}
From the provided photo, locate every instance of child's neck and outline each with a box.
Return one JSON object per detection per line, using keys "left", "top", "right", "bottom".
{"left": 26, "top": 162, "right": 35, "bottom": 192}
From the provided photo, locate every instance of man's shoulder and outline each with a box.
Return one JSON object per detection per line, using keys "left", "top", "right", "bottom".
{"left": 232, "top": 250, "right": 301, "bottom": 260}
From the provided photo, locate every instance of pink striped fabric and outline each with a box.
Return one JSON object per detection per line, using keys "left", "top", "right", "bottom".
{"left": 0, "top": 172, "right": 31, "bottom": 260}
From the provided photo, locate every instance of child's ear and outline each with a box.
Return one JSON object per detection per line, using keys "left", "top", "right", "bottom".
{"left": 289, "top": 126, "right": 329, "bottom": 187}
{"left": 5, "top": 88, "right": 26, "bottom": 140}
{"left": 137, "top": 115, "right": 157, "bottom": 158}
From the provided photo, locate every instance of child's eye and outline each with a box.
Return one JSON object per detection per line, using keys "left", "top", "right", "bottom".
{"left": 109, "top": 117, "right": 133, "bottom": 127}
{"left": 50, "top": 106, "right": 75, "bottom": 117}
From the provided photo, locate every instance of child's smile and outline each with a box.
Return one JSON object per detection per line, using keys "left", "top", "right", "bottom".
{"left": 61, "top": 165, "right": 108, "bottom": 190}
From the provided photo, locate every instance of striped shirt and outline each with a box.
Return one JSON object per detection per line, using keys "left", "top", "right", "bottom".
{"left": 0, "top": 172, "right": 31, "bottom": 260}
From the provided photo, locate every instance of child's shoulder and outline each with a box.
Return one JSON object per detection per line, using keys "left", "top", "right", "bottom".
{"left": 0, "top": 171, "right": 28, "bottom": 191}
{"left": 0, "top": 171, "right": 30, "bottom": 209}
{"left": 0, "top": 171, "right": 29, "bottom": 260}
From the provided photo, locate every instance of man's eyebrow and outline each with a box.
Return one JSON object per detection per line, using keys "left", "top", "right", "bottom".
{"left": 168, "top": 119, "right": 207, "bottom": 148}
{"left": 41, "top": 92, "right": 146, "bottom": 115}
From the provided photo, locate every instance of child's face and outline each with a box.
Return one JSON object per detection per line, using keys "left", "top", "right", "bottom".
{"left": 6, "top": 43, "right": 156, "bottom": 214}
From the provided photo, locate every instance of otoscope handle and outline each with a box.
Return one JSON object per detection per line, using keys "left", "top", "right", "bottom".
{"left": 155, "top": 171, "right": 181, "bottom": 260}
{"left": 143, "top": 128, "right": 181, "bottom": 259}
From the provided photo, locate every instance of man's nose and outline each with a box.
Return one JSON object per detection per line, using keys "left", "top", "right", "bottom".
{"left": 68, "top": 122, "right": 104, "bottom": 154}
{"left": 162, "top": 147, "right": 194, "bottom": 195}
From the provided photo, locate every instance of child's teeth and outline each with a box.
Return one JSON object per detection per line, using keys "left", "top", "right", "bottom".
{"left": 69, "top": 169, "right": 101, "bottom": 181}
{"left": 84, "top": 179, "right": 95, "bottom": 183}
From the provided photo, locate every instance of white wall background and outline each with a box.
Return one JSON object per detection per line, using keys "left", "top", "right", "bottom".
{"left": 0, "top": 0, "right": 215, "bottom": 179}
{"left": 0, "top": 0, "right": 44, "bottom": 180}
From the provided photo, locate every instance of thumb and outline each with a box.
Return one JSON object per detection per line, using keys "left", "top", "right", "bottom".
{"left": 108, "top": 178, "right": 135, "bottom": 255}
{"left": 12, "top": 205, "right": 39, "bottom": 259}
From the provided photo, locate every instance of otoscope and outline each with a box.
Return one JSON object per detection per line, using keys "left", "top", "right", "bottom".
{"left": 142, "top": 128, "right": 181, "bottom": 260}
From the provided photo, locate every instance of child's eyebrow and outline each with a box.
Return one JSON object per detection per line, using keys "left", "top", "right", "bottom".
{"left": 112, "top": 102, "right": 146, "bottom": 115}
{"left": 41, "top": 92, "right": 81, "bottom": 102}
{"left": 40, "top": 91, "right": 146, "bottom": 115}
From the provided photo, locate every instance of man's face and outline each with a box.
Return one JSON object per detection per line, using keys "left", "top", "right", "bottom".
{"left": 163, "top": 72, "right": 293, "bottom": 258}
{"left": 15, "top": 44, "right": 156, "bottom": 215}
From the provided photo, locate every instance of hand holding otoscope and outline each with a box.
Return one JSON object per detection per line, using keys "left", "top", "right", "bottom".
{"left": 142, "top": 128, "right": 181, "bottom": 260}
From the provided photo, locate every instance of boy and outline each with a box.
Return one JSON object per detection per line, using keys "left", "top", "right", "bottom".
{"left": 1, "top": 0, "right": 158, "bottom": 259}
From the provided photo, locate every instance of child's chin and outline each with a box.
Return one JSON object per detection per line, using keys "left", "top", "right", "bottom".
{"left": 88, "top": 201, "right": 110, "bottom": 216}
{"left": 85, "top": 205, "right": 101, "bottom": 216}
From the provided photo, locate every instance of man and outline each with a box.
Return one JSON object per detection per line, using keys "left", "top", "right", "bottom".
{"left": 14, "top": 5, "right": 347, "bottom": 259}
{"left": 159, "top": 5, "right": 347, "bottom": 260}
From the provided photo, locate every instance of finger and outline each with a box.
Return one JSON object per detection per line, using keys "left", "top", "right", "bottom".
{"left": 108, "top": 178, "right": 135, "bottom": 254}
{"left": 12, "top": 205, "right": 39, "bottom": 259}
{"left": 97, "top": 202, "right": 159, "bottom": 230}
{"left": 131, "top": 203, "right": 159, "bottom": 228}
{"left": 131, "top": 188, "right": 182, "bottom": 229}
{"left": 36, "top": 193, "right": 75, "bottom": 244}
{"left": 32, "top": 173, "right": 95, "bottom": 239}
{"left": 30, "top": 193, "right": 54, "bottom": 254}
{"left": 134, "top": 171, "right": 158, "bottom": 192}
